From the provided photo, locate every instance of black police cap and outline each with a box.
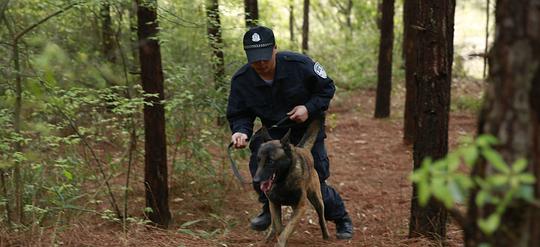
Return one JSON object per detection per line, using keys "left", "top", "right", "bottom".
{"left": 243, "top": 26, "right": 275, "bottom": 63}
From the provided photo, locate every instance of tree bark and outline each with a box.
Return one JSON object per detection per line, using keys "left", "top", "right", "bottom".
{"left": 482, "top": 0, "right": 490, "bottom": 79}
{"left": 12, "top": 41, "right": 23, "bottom": 225}
{"left": 4, "top": 6, "right": 21, "bottom": 225}
{"left": 345, "top": 0, "right": 352, "bottom": 29}
{"left": 136, "top": 0, "right": 171, "bottom": 228}
{"left": 408, "top": 0, "right": 455, "bottom": 242}
{"left": 374, "top": 0, "right": 394, "bottom": 118}
{"left": 302, "top": 0, "right": 309, "bottom": 54}
{"left": 101, "top": 1, "right": 116, "bottom": 64}
{"left": 0, "top": 170, "right": 11, "bottom": 226}
{"left": 244, "top": 0, "right": 258, "bottom": 28}
{"left": 206, "top": 0, "right": 225, "bottom": 89}
{"left": 466, "top": 0, "right": 540, "bottom": 246}
{"left": 129, "top": 0, "right": 139, "bottom": 74}
{"left": 206, "top": 0, "right": 226, "bottom": 125}
{"left": 289, "top": 0, "right": 294, "bottom": 44}
{"left": 402, "top": 0, "right": 417, "bottom": 144}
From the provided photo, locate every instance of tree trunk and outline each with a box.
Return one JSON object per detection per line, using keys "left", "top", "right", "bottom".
{"left": 466, "top": 0, "right": 540, "bottom": 246}
{"left": 403, "top": 0, "right": 417, "bottom": 144}
{"left": 206, "top": 0, "right": 226, "bottom": 125}
{"left": 0, "top": 171, "right": 11, "bottom": 226}
{"left": 12, "top": 41, "right": 23, "bottom": 225}
{"left": 129, "top": 0, "right": 139, "bottom": 73}
{"left": 4, "top": 12, "right": 21, "bottom": 226}
{"left": 482, "top": 0, "right": 490, "bottom": 79}
{"left": 302, "top": 0, "right": 309, "bottom": 54}
{"left": 244, "top": 0, "right": 258, "bottom": 28}
{"left": 345, "top": 0, "right": 352, "bottom": 29}
{"left": 289, "top": 0, "right": 294, "bottom": 44}
{"left": 101, "top": 1, "right": 116, "bottom": 64}
{"left": 374, "top": 0, "right": 394, "bottom": 118}
{"left": 206, "top": 0, "right": 225, "bottom": 89}
{"left": 408, "top": 0, "right": 455, "bottom": 242}
{"left": 136, "top": 0, "right": 171, "bottom": 228}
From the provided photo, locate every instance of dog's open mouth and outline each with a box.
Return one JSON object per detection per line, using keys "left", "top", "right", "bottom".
{"left": 260, "top": 173, "right": 276, "bottom": 193}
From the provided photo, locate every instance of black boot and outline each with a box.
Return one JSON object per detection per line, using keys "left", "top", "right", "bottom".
{"left": 250, "top": 204, "right": 271, "bottom": 231}
{"left": 335, "top": 214, "right": 353, "bottom": 239}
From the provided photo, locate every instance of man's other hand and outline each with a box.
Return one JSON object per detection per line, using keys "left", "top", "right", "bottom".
{"left": 287, "top": 105, "right": 309, "bottom": 123}
{"left": 231, "top": 132, "right": 248, "bottom": 149}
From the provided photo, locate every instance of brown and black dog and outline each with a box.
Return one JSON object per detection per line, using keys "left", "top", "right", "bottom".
{"left": 253, "top": 118, "right": 330, "bottom": 247}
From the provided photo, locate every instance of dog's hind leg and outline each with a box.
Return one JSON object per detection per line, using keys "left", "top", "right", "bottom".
{"left": 276, "top": 198, "right": 308, "bottom": 247}
{"left": 266, "top": 202, "right": 282, "bottom": 243}
{"left": 308, "top": 189, "right": 330, "bottom": 240}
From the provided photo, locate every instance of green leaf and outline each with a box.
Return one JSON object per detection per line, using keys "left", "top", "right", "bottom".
{"left": 487, "top": 174, "right": 509, "bottom": 186}
{"left": 63, "top": 170, "right": 73, "bottom": 181}
{"left": 447, "top": 153, "right": 460, "bottom": 171}
{"left": 475, "top": 177, "right": 490, "bottom": 189}
{"left": 482, "top": 148, "right": 509, "bottom": 173}
{"left": 0, "top": 160, "right": 14, "bottom": 169}
{"left": 455, "top": 174, "right": 474, "bottom": 190}
{"left": 462, "top": 146, "right": 479, "bottom": 167}
{"left": 421, "top": 157, "right": 432, "bottom": 170}
{"left": 180, "top": 219, "right": 203, "bottom": 228}
{"left": 432, "top": 159, "right": 447, "bottom": 171}
{"left": 178, "top": 228, "right": 196, "bottom": 235}
{"left": 518, "top": 173, "right": 536, "bottom": 184}
{"left": 418, "top": 180, "right": 431, "bottom": 207}
{"left": 432, "top": 178, "right": 453, "bottom": 208}
{"left": 512, "top": 159, "right": 528, "bottom": 173}
{"left": 44, "top": 70, "right": 57, "bottom": 85}
{"left": 478, "top": 214, "right": 501, "bottom": 235}
{"left": 448, "top": 180, "right": 464, "bottom": 204}
{"left": 13, "top": 152, "right": 27, "bottom": 163}
{"left": 517, "top": 185, "right": 535, "bottom": 202}
{"left": 27, "top": 80, "right": 44, "bottom": 97}
{"left": 476, "top": 135, "right": 498, "bottom": 148}
{"left": 410, "top": 171, "right": 424, "bottom": 182}
{"left": 476, "top": 190, "right": 489, "bottom": 207}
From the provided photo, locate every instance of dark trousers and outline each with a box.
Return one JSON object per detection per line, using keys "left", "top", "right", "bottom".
{"left": 248, "top": 136, "right": 348, "bottom": 221}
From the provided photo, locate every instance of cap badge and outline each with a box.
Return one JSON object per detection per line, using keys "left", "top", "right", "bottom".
{"left": 252, "top": 33, "right": 261, "bottom": 42}
{"left": 314, "top": 62, "right": 328, "bottom": 79}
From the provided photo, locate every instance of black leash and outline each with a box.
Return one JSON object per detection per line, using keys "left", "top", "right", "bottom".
{"left": 227, "top": 142, "right": 250, "bottom": 186}
{"left": 227, "top": 116, "right": 294, "bottom": 187}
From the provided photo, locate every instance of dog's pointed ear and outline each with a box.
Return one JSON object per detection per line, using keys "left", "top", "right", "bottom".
{"left": 280, "top": 129, "right": 291, "bottom": 146}
{"left": 280, "top": 129, "right": 292, "bottom": 157}
{"left": 260, "top": 126, "right": 272, "bottom": 142}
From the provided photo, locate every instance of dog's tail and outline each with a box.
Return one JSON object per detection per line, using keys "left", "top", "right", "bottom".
{"left": 298, "top": 116, "right": 322, "bottom": 150}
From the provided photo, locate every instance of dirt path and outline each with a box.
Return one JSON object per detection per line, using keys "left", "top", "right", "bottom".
{"left": 220, "top": 89, "right": 477, "bottom": 247}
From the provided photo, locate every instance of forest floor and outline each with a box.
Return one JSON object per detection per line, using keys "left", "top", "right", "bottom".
{"left": 1, "top": 80, "right": 482, "bottom": 247}
{"left": 217, "top": 83, "right": 479, "bottom": 247}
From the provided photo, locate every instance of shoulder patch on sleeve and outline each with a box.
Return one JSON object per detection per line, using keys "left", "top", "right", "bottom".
{"left": 313, "top": 62, "right": 328, "bottom": 79}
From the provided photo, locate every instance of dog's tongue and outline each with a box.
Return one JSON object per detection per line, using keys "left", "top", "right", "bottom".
{"left": 260, "top": 179, "right": 273, "bottom": 193}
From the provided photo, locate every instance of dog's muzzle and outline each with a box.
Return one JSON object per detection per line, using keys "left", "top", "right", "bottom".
{"left": 260, "top": 173, "right": 276, "bottom": 193}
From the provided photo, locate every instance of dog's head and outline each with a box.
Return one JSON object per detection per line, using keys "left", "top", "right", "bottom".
{"left": 253, "top": 127, "right": 293, "bottom": 193}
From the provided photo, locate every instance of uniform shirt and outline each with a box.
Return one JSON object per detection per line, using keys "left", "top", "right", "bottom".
{"left": 226, "top": 51, "right": 335, "bottom": 142}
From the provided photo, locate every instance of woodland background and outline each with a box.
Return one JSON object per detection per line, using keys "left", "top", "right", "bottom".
{"left": 3, "top": 0, "right": 537, "bottom": 246}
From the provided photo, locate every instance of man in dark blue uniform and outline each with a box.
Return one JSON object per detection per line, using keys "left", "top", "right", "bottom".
{"left": 226, "top": 26, "right": 353, "bottom": 239}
